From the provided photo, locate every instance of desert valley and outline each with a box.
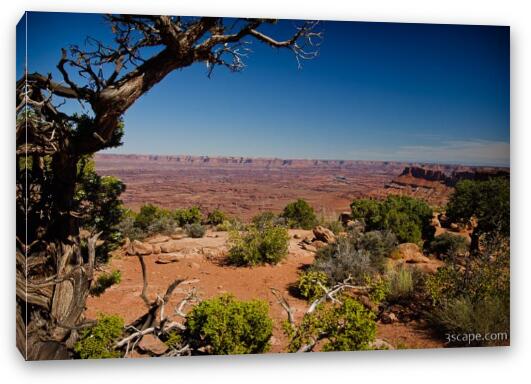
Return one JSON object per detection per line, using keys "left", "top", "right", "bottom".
{"left": 78, "top": 153, "right": 510, "bottom": 356}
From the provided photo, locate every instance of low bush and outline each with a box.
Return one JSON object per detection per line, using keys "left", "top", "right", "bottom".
{"left": 251, "top": 211, "right": 287, "bottom": 230}
{"left": 186, "top": 294, "right": 273, "bottom": 354}
{"left": 185, "top": 222, "right": 206, "bottom": 238}
{"left": 313, "top": 230, "right": 397, "bottom": 284}
{"left": 90, "top": 270, "right": 122, "bottom": 297}
{"left": 174, "top": 206, "right": 203, "bottom": 226}
{"left": 281, "top": 199, "right": 318, "bottom": 230}
{"left": 427, "top": 296, "right": 509, "bottom": 346}
{"left": 228, "top": 225, "right": 289, "bottom": 266}
{"left": 134, "top": 204, "right": 172, "bottom": 231}
{"left": 116, "top": 210, "right": 145, "bottom": 240}
{"left": 386, "top": 266, "right": 414, "bottom": 303}
{"left": 297, "top": 271, "right": 329, "bottom": 301}
{"left": 428, "top": 232, "right": 468, "bottom": 260}
{"left": 215, "top": 218, "right": 245, "bottom": 232}
{"left": 286, "top": 296, "right": 376, "bottom": 352}
{"left": 74, "top": 314, "right": 124, "bottom": 359}
{"left": 424, "top": 234, "right": 510, "bottom": 345}
{"left": 206, "top": 209, "right": 226, "bottom": 225}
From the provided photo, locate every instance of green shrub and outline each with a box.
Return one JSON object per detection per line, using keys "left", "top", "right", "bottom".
{"left": 228, "top": 225, "right": 289, "bottom": 266}
{"left": 216, "top": 218, "right": 245, "bottom": 232}
{"left": 118, "top": 205, "right": 177, "bottom": 240}
{"left": 134, "top": 204, "right": 172, "bottom": 231}
{"left": 350, "top": 196, "right": 434, "bottom": 243}
{"left": 428, "top": 232, "right": 468, "bottom": 260}
{"left": 313, "top": 230, "right": 396, "bottom": 284}
{"left": 117, "top": 209, "right": 145, "bottom": 240}
{"left": 206, "top": 209, "right": 226, "bottom": 225}
{"left": 365, "top": 275, "right": 390, "bottom": 304}
{"left": 90, "top": 270, "right": 122, "bottom": 297}
{"left": 164, "top": 331, "right": 183, "bottom": 350}
{"left": 386, "top": 266, "right": 414, "bottom": 302}
{"left": 252, "top": 211, "right": 281, "bottom": 230}
{"left": 425, "top": 235, "right": 510, "bottom": 345}
{"left": 174, "top": 206, "right": 203, "bottom": 226}
{"left": 186, "top": 294, "right": 273, "bottom": 354}
{"left": 287, "top": 296, "right": 376, "bottom": 352}
{"left": 428, "top": 296, "right": 509, "bottom": 346}
{"left": 185, "top": 222, "right": 206, "bottom": 238}
{"left": 281, "top": 199, "right": 318, "bottom": 229}
{"left": 74, "top": 314, "right": 124, "bottom": 359}
{"left": 297, "top": 271, "right": 329, "bottom": 301}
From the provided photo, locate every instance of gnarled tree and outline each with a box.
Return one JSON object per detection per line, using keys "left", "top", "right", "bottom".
{"left": 16, "top": 15, "right": 322, "bottom": 360}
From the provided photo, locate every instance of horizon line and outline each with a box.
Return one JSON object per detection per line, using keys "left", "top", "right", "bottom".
{"left": 97, "top": 152, "right": 510, "bottom": 169}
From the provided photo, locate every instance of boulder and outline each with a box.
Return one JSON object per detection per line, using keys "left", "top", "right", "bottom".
{"left": 338, "top": 211, "right": 353, "bottom": 225}
{"left": 390, "top": 243, "right": 423, "bottom": 262}
{"left": 160, "top": 240, "right": 184, "bottom": 253}
{"left": 381, "top": 312, "right": 398, "bottom": 324}
{"left": 313, "top": 226, "right": 336, "bottom": 244}
{"left": 405, "top": 253, "right": 432, "bottom": 264}
{"left": 312, "top": 240, "right": 327, "bottom": 250}
{"left": 138, "top": 334, "right": 168, "bottom": 355}
{"left": 293, "top": 233, "right": 302, "bottom": 239}
{"left": 346, "top": 219, "right": 364, "bottom": 232}
{"left": 369, "top": 339, "right": 395, "bottom": 350}
{"left": 152, "top": 244, "right": 162, "bottom": 254}
{"left": 126, "top": 240, "right": 153, "bottom": 256}
{"left": 301, "top": 243, "right": 317, "bottom": 253}
{"left": 155, "top": 254, "right": 182, "bottom": 264}
{"left": 147, "top": 235, "right": 171, "bottom": 244}
{"left": 302, "top": 235, "right": 313, "bottom": 244}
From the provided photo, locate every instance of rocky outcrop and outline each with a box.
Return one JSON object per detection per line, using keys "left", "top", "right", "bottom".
{"left": 313, "top": 226, "right": 336, "bottom": 244}
{"left": 393, "top": 166, "right": 509, "bottom": 188}
{"left": 389, "top": 243, "right": 443, "bottom": 273}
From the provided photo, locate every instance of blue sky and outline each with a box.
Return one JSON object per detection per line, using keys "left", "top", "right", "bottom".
{"left": 17, "top": 12, "right": 510, "bottom": 166}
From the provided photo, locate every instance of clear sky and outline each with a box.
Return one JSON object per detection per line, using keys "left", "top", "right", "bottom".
{"left": 17, "top": 12, "right": 510, "bottom": 166}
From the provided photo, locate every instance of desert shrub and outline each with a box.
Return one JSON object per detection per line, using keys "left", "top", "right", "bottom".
{"left": 174, "top": 206, "right": 203, "bottom": 226}
{"left": 251, "top": 211, "right": 287, "bottom": 230}
{"left": 134, "top": 204, "right": 173, "bottom": 231}
{"left": 427, "top": 296, "right": 509, "bottom": 346}
{"left": 228, "top": 225, "right": 289, "bottom": 266}
{"left": 116, "top": 209, "right": 145, "bottom": 240}
{"left": 75, "top": 156, "right": 126, "bottom": 262}
{"left": 186, "top": 294, "right": 273, "bottom": 354}
{"left": 350, "top": 196, "right": 434, "bottom": 243}
{"left": 428, "top": 232, "right": 468, "bottom": 260}
{"left": 425, "top": 234, "right": 510, "bottom": 345}
{"left": 74, "top": 314, "right": 124, "bottom": 359}
{"left": 297, "top": 271, "right": 329, "bottom": 301}
{"left": 146, "top": 214, "right": 177, "bottom": 236}
{"left": 90, "top": 270, "right": 122, "bottom": 297}
{"left": 185, "top": 222, "right": 206, "bottom": 238}
{"left": 323, "top": 220, "right": 344, "bottom": 235}
{"left": 216, "top": 218, "right": 245, "bottom": 232}
{"left": 365, "top": 275, "right": 390, "bottom": 304}
{"left": 206, "top": 209, "right": 226, "bottom": 225}
{"left": 313, "top": 230, "right": 397, "bottom": 284}
{"left": 286, "top": 296, "right": 376, "bottom": 352}
{"left": 164, "top": 331, "right": 183, "bottom": 350}
{"left": 386, "top": 266, "right": 414, "bottom": 302}
{"left": 281, "top": 199, "right": 318, "bottom": 229}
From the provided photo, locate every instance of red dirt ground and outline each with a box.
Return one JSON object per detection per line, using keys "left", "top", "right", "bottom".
{"left": 85, "top": 229, "right": 444, "bottom": 353}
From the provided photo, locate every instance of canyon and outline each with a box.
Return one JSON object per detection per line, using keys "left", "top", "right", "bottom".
{"left": 95, "top": 153, "right": 509, "bottom": 218}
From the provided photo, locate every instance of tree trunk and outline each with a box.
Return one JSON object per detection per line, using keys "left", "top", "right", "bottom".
{"left": 16, "top": 152, "right": 98, "bottom": 360}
